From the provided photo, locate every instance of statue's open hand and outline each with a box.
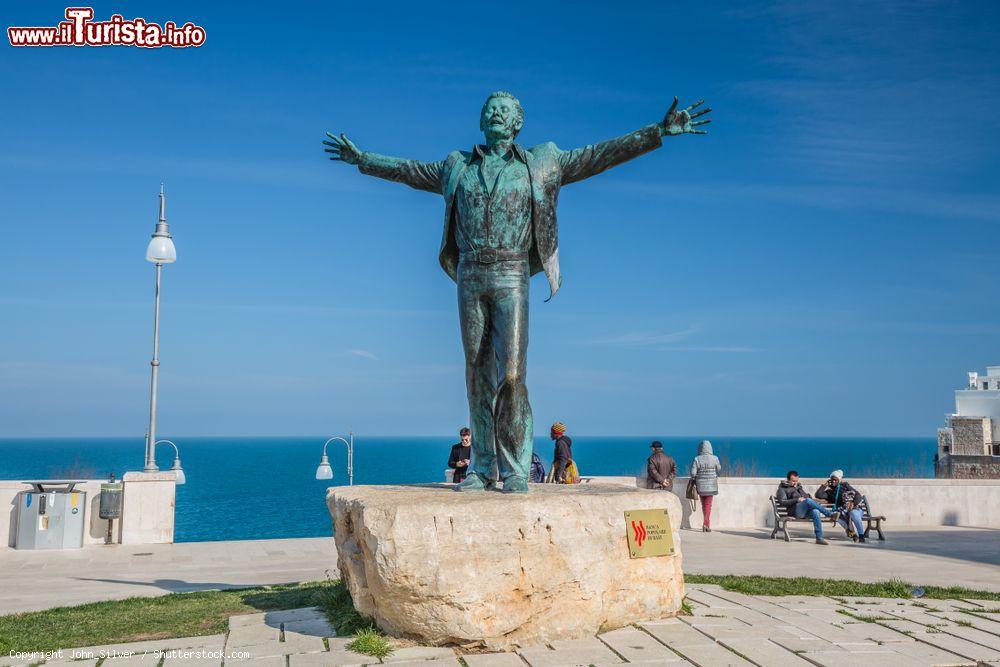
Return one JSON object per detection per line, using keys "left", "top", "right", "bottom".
{"left": 323, "top": 132, "right": 361, "bottom": 165}
{"left": 662, "top": 97, "right": 712, "bottom": 137}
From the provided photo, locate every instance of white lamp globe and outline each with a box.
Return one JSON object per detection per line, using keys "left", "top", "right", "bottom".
{"left": 146, "top": 235, "right": 177, "bottom": 264}
{"left": 315, "top": 455, "right": 334, "bottom": 480}
{"left": 170, "top": 458, "right": 186, "bottom": 485}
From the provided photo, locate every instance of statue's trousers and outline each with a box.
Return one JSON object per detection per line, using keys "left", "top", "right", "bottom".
{"left": 457, "top": 257, "right": 534, "bottom": 482}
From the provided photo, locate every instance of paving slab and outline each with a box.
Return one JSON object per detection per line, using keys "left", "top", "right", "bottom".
{"left": 518, "top": 637, "right": 624, "bottom": 666}
{"left": 381, "top": 646, "right": 457, "bottom": 662}
{"left": 638, "top": 620, "right": 715, "bottom": 647}
{"left": 226, "top": 625, "right": 282, "bottom": 647}
{"left": 461, "top": 654, "right": 526, "bottom": 667}
{"left": 717, "top": 638, "right": 814, "bottom": 666}
{"left": 227, "top": 657, "right": 284, "bottom": 666}
{"left": 378, "top": 660, "right": 460, "bottom": 667}
{"left": 886, "top": 640, "right": 976, "bottom": 665}
{"left": 287, "top": 651, "right": 370, "bottom": 666}
{"left": 799, "top": 650, "right": 924, "bottom": 667}
{"left": 282, "top": 619, "right": 334, "bottom": 637}
{"left": 598, "top": 626, "right": 682, "bottom": 662}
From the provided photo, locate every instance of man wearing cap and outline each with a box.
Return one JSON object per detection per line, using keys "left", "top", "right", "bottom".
{"left": 550, "top": 422, "right": 573, "bottom": 483}
{"left": 816, "top": 470, "right": 867, "bottom": 543}
{"left": 646, "top": 441, "right": 677, "bottom": 490}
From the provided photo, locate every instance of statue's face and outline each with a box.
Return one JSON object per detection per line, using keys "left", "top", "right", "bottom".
{"left": 480, "top": 96, "right": 523, "bottom": 141}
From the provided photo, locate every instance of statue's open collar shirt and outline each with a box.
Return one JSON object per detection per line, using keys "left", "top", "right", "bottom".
{"left": 454, "top": 144, "right": 533, "bottom": 254}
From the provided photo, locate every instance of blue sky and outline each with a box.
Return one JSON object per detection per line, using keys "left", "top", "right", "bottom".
{"left": 1, "top": 1, "right": 998, "bottom": 437}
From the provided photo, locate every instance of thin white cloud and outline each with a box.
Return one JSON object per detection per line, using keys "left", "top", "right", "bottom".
{"left": 348, "top": 349, "right": 379, "bottom": 361}
{"left": 657, "top": 346, "right": 758, "bottom": 353}
{"left": 595, "top": 326, "right": 701, "bottom": 347}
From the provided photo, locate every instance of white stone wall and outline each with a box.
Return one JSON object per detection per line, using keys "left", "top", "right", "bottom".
{"left": 1, "top": 472, "right": 177, "bottom": 549}
{"left": 607, "top": 476, "right": 1000, "bottom": 530}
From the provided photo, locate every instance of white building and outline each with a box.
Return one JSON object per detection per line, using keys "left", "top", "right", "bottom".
{"left": 937, "top": 366, "right": 1000, "bottom": 477}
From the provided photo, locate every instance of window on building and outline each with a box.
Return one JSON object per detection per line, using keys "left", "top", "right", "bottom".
{"left": 993, "top": 444, "right": 1000, "bottom": 456}
{"left": 943, "top": 445, "right": 950, "bottom": 453}
{"left": 984, "top": 382, "right": 990, "bottom": 389}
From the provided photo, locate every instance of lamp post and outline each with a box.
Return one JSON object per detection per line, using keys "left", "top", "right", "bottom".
{"left": 153, "top": 439, "right": 186, "bottom": 485}
{"left": 316, "top": 432, "right": 354, "bottom": 485}
{"left": 144, "top": 185, "right": 177, "bottom": 472}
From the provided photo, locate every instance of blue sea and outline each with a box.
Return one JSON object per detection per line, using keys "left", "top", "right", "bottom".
{"left": 0, "top": 436, "right": 935, "bottom": 543}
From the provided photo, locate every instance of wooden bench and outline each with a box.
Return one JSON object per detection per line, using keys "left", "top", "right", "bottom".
{"left": 769, "top": 495, "right": 886, "bottom": 542}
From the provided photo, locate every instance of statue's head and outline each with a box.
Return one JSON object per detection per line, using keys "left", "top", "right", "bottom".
{"left": 480, "top": 91, "right": 524, "bottom": 141}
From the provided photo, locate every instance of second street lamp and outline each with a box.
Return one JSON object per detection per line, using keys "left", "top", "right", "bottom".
{"left": 144, "top": 185, "right": 177, "bottom": 472}
{"left": 316, "top": 432, "right": 354, "bottom": 485}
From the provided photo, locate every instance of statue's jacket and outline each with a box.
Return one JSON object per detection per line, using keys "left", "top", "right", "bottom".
{"left": 358, "top": 123, "right": 662, "bottom": 300}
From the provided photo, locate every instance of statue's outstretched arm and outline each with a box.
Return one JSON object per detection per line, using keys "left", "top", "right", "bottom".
{"left": 323, "top": 132, "right": 445, "bottom": 194}
{"left": 558, "top": 97, "right": 711, "bottom": 186}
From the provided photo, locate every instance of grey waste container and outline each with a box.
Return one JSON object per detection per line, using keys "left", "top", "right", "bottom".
{"left": 15, "top": 480, "right": 88, "bottom": 550}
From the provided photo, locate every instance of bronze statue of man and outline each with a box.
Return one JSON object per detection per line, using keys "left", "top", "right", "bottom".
{"left": 323, "top": 92, "right": 711, "bottom": 493}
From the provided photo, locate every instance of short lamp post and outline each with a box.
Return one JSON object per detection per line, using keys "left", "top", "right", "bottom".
{"left": 316, "top": 432, "right": 354, "bottom": 485}
{"left": 144, "top": 185, "right": 177, "bottom": 472}
{"left": 153, "top": 439, "right": 186, "bottom": 485}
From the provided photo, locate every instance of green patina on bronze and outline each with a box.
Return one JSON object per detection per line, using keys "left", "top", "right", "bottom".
{"left": 323, "top": 92, "right": 711, "bottom": 493}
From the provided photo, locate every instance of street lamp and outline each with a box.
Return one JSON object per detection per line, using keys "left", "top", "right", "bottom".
{"left": 317, "top": 432, "right": 354, "bottom": 485}
{"left": 153, "top": 439, "right": 186, "bottom": 485}
{"left": 144, "top": 184, "right": 176, "bottom": 472}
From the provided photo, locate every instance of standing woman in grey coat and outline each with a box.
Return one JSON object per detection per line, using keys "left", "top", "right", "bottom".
{"left": 690, "top": 440, "right": 721, "bottom": 532}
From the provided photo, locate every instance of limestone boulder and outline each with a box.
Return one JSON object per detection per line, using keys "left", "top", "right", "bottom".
{"left": 326, "top": 484, "right": 684, "bottom": 649}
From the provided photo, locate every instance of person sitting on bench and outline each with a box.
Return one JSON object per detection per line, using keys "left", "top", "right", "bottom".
{"left": 776, "top": 470, "right": 839, "bottom": 545}
{"left": 815, "top": 469, "right": 867, "bottom": 543}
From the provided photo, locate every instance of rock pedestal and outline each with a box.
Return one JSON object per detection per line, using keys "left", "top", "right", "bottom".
{"left": 326, "top": 484, "right": 684, "bottom": 649}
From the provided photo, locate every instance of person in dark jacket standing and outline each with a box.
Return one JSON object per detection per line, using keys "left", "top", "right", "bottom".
{"left": 448, "top": 427, "right": 472, "bottom": 483}
{"left": 646, "top": 441, "right": 677, "bottom": 490}
{"left": 776, "top": 470, "right": 839, "bottom": 545}
{"left": 815, "top": 469, "right": 867, "bottom": 542}
{"left": 550, "top": 422, "right": 572, "bottom": 483}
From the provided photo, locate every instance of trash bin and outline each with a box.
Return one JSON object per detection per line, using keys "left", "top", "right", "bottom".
{"left": 15, "top": 480, "right": 88, "bottom": 550}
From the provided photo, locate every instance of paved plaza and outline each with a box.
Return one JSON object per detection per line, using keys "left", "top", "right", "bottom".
{"left": 6, "top": 586, "right": 1000, "bottom": 666}
{"left": 1, "top": 527, "right": 998, "bottom": 615}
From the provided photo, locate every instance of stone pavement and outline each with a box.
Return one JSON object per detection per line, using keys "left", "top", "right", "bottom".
{"left": 7, "top": 588, "right": 1000, "bottom": 666}
{"left": 0, "top": 538, "right": 336, "bottom": 615}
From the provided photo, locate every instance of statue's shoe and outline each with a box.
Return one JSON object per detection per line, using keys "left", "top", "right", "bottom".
{"left": 501, "top": 476, "right": 529, "bottom": 494}
{"left": 456, "top": 472, "right": 496, "bottom": 492}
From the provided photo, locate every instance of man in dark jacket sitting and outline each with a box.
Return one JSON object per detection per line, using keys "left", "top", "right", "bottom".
{"left": 815, "top": 469, "right": 867, "bottom": 543}
{"left": 776, "top": 470, "right": 839, "bottom": 545}
{"left": 646, "top": 441, "right": 677, "bottom": 490}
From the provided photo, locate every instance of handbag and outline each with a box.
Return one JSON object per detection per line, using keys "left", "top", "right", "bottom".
{"left": 685, "top": 478, "right": 698, "bottom": 500}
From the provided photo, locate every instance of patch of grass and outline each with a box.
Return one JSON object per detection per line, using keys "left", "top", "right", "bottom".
{"left": 685, "top": 574, "right": 1000, "bottom": 601}
{"left": 680, "top": 599, "right": 693, "bottom": 616}
{"left": 345, "top": 627, "right": 393, "bottom": 659}
{"left": 0, "top": 581, "right": 331, "bottom": 654}
{"left": 316, "top": 580, "right": 377, "bottom": 636}
{"left": 954, "top": 619, "right": 973, "bottom": 628}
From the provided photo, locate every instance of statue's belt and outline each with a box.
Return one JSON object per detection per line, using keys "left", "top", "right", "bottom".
{"left": 460, "top": 248, "right": 528, "bottom": 264}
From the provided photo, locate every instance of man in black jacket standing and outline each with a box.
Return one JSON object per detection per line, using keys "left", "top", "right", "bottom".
{"left": 776, "top": 470, "right": 839, "bottom": 545}
{"left": 448, "top": 427, "right": 472, "bottom": 483}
